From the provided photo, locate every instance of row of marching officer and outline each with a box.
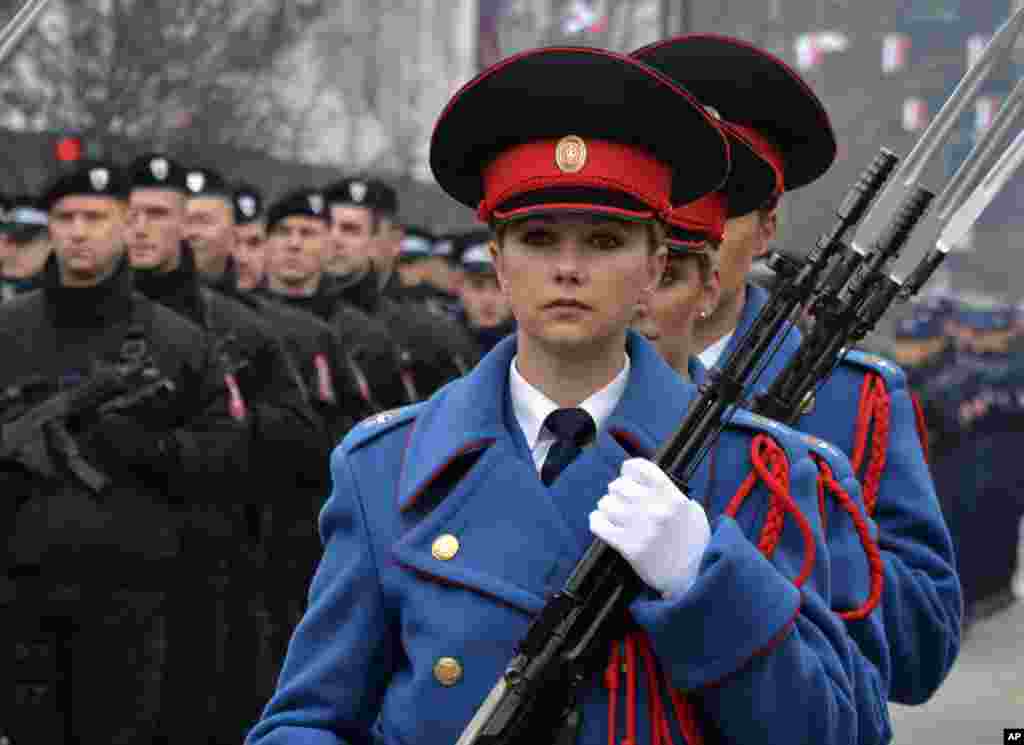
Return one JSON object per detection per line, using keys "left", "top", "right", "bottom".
{"left": 250, "top": 34, "right": 959, "bottom": 745}
{"left": 890, "top": 293, "right": 1024, "bottom": 630}
{"left": 0, "top": 155, "right": 485, "bottom": 744}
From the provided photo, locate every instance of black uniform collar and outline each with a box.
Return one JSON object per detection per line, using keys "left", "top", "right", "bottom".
{"left": 262, "top": 275, "right": 338, "bottom": 322}
{"left": 203, "top": 254, "right": 240, "bottom": 296}
{"left": 133, "top": 241, "right": 204, "bottom": 324}
{"left": 43, "top": 253, "right": 135, "bottom": 327}
{"left": 329, "top": 266, "right": 381, "bottom": 314}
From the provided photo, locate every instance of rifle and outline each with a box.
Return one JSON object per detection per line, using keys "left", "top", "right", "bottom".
{"left": 0, "top": 356, "right": 176, "bottom": 495}
{"left": 455, "top": 9, "right": 1024, "bottom": 744}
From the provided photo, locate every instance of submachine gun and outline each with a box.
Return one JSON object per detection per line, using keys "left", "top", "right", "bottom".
{"left": 0, "top": 352, "right": 176, "bottom": 496}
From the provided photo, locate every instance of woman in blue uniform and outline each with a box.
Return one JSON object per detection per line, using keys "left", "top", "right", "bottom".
{"left": 247, "top": 47, "right": 863, "bottom": 745}
{"left": 632, "top": 33, "right": 961, "bottom": 707}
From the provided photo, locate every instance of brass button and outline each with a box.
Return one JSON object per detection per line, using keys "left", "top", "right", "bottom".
{"left": 431, "top": 534, "right": 459, "bottom": 561}
{"left": 433, "top": 656, "right": 463, "bottom": 686}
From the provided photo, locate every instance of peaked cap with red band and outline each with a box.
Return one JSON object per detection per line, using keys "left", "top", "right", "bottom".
{"left": 665, "top": 191, "right": 728, "bottom": 251}
{"left": 632, "top": 34, "right": 837, "bottom": 201}
{"left": 429, "top": 47, "right": 730, "bottom": 223}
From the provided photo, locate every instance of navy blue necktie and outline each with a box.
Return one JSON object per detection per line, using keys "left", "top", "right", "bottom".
{"left": 540, "top": 407, "right": 596, "bottom": 486}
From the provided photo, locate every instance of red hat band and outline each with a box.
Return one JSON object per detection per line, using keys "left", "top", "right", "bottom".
{"left": 666, "top": 191, "right": 727, "bottom": 246}
{"left": 479, "top": 136, "right": 673, "bottom": 222}
{"left": 726, "top": 123, "right": 785, "bottom": 195}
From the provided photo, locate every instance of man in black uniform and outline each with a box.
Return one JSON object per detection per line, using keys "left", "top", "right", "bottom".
{"left": 324, "top": 177, "right": 481, "bottom": 394}
{"left": 260, "top": 187, "right": 411, "bottom": 410}
{"left": 232, "top": 182, "right": 268, "bottom": 292}
{"left": 455, "top": 235, "right": 517, "bottom": 355}
{"left": 0, "top": 161, "right": 246, "bottom": 745}
{"left": 125, "top": 153, "right": 322, "bottom": 744}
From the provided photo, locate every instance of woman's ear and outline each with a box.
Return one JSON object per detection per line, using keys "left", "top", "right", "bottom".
{"left": 644, "top": 245, "right": 668, "bottom": 299}
{"left": 488, "top": 240, "right": 510, "bottom": 297}
{"left": 703, "top": 267, "right": 722, "bottom": 318}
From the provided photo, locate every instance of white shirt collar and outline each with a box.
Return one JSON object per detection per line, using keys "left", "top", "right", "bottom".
{"left": 698, "top": 331, "right": 734, "bottom": 369}
{"left": 509, "top": 352, "right": 631, "bottom": 451}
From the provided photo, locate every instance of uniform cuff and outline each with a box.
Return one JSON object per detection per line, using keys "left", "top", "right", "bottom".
{"left": 630, "top": 516, "right": 801, "bottom": 690}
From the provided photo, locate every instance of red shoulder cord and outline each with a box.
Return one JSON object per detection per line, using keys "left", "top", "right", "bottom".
{"left": 812, "top": 454, "right": 885, "bottom": 620}
{"left": 851, "top": 373, "right": 891, "bottom": 516}
{"left": 910, "top": 391, "right": 931, "bottom": 464}
{"left": 602, "top": 434, "right": 814, "bottom": 744}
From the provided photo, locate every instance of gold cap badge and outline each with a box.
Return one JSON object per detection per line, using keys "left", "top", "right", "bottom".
{"left": 555, "top": 135, "right": 588, "bottom": 174}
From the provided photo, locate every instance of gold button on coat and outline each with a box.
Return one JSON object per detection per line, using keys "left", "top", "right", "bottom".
{"left": 431, "top": 534, "right": 459, "bottom": 561}
{"left": 433, "top": 656, "right": 463, "bottom": 686}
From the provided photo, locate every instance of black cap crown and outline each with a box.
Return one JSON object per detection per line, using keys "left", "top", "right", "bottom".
{"left": 43, "top": 160, "right": 129, "bottom": 210}
{"left": 266, "top": 188, "right": 329, "bottom": 231}
{"left": 324, "top": 177, "right": 398, "bottom": 216}
{"left": 128, "top": 152, "right": 188, "bottom": 192}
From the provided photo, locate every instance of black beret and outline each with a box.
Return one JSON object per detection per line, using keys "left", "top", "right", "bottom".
{"left": 232, "top": 183, "right": 264, "bottom": 224}
{"left": 324, "top": 177, "right": 398, "bottom": 215}
{"left": 42, "top": 160, "right": 129, "bottom": 210}
{"left": 127, "top": 152, "right": 188, "bottom": 192}
{"left": 266, "top": 188, "right": 329, "bottom": 231}
{"left": 184, "top": 166, "right": 231, "bottom": 199}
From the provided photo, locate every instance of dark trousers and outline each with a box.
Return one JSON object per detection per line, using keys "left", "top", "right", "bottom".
{"left": 2, "top": 579, "right": 166, "bottom": 745}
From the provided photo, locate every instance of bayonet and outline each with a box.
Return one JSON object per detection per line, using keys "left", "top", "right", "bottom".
{"left": 851, "top": 5, "right": 1024, "bottom": 255}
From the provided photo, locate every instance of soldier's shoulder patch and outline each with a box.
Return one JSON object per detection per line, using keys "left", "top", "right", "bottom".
{"left": 800, "top": 433, "right": 845, "bottom": 463}
{"left": 840, "top": 349, "right": 907, "bottom": 386}
{"left": 341, "top": 404, "right": 421, "bottom": 453}
{"left": 728, "top": 408, "right": 788, "bottom": 438}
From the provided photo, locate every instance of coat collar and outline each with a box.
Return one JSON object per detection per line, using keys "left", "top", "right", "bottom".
{"left": 396, "top": 330, "right": 695, "bottom": 512}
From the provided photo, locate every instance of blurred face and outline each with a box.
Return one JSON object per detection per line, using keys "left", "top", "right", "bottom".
{"left": 492, "top": 215, "right": 665, "bottom": 358}
{"left": 233, "top": 221, "right": 267, "bottom": 290}
{"left": 328, "top": 204, "right": 374, "bottom": 275}
{"left": 967, "top": 328, "right": 1017, "bottom": 354}
{"left": 395, "top": 257, "right": 432, "bottom": 287}
{"left": 427, "top": 257, "right": 460, "bottom": 293}
{"left": 717, "top": 208, "right": 775, "bottom": 306}
{"left": 6, "top": 233, "right": 51, "bottom": 279}
{"left": 890, "top": 337, "right": 948, "bottom": 367}
{"left": 633, "top": 253, "right": 720, "bottom": 373}
{"left": 127, "top": 188, "right": 186, "bottom": 272}
{"left": 0, "top": 232, "right": 14, "bottom": 267}
{"left": 48, "top": 195, "right": 127, "bottom": 287}
{"left": 460, "top": 270, "right": 511, "bottom": 329}
{"left": 268, "top": 215, "right": 328, "bottom": 288}
{"left": 185, "top": 196, "right": 235, "bottom": 276}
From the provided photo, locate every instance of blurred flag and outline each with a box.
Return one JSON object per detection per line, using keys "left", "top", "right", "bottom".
{"left": 561, "top": 1, "right": 608, "bottom": 35}
{"left": 902, "top": 97, "right": 929, "bottom": 131}
{"left": 477, "top": 0, "right": 512, "bottom": 70}
{"left": 975, "top": 95, "right": 999, "bottom": 134}
{"left": 795, "top": 30, "right": 848, "bottom": 70}
{"left": 882, "top": 32, "right": 911, "bottom": 74}
{"left": 795, "top": 33, "right": 823, "bottom": 70}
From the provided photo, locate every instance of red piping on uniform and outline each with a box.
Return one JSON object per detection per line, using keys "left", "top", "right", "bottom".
{"left": 398, "top": 435, "right": 496, "bottom": 512}
{"left": 851, "top": 373, "right": 890, "bottom": 516}
{"left": 489, "top": 202, "right": 659, "bottom": 224}
{"left": 910, "top": 391, "right": 931, "bottom": 464}
{"left": 813, "top": 455, "right": 885, "bottom": 620}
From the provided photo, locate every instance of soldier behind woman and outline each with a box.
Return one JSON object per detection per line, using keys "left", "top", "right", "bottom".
{"left": 0, "top": 160, "right": 247, "bottom": 744}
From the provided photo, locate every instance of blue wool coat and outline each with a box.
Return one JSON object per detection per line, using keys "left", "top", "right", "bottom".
{"left": 247, "top": 332, "right": 862, "bottom": 745}
{"left": 722, "top": 282, "right": 962, "bottom": 705}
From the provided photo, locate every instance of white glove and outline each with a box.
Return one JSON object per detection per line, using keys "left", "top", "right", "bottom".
{"left": 589, "top": 457, "right": 711, "bottom": 599}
